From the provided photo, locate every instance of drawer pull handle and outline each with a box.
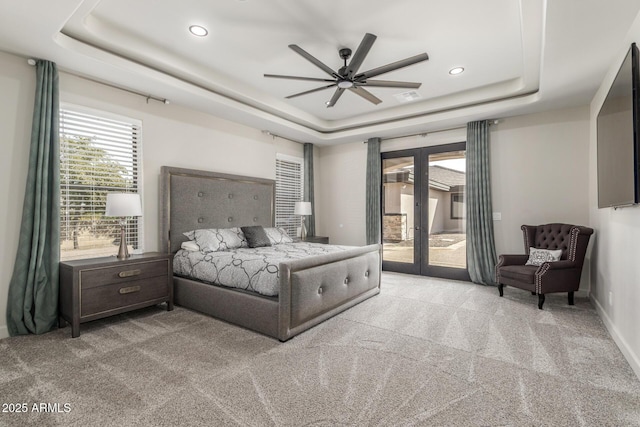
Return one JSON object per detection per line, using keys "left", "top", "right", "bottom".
{"left": 119, "top": 285, "right": 141, "bottom": 295}
{"left": 118, "top": 269, "right": 141, "bottom": 278}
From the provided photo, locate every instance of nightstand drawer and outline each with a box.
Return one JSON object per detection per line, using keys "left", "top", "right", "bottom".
{"left": 81, "top": 277, "right": 169, "bottom": 318}
{"left": 80, "top": 259, "right": 168, "bottom": 289}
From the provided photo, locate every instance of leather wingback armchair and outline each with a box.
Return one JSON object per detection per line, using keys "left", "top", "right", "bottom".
{"left": 496, "top": 224, "right": 593, "bottom": 309}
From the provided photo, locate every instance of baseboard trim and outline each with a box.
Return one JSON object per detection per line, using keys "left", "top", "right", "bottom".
{"left": 0, "top": 325, "right": 9, "bottom": 340}
{"left": 591, "top": 295, "right": 640, "bottom": 380}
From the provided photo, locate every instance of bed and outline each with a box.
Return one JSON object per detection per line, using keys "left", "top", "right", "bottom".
{"left": 161, "top": 166, "right": 381, "bottom": 341}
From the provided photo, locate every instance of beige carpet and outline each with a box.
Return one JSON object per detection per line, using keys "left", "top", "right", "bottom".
{"left": 1, "top": 272, "right": 639, "bottom": 426}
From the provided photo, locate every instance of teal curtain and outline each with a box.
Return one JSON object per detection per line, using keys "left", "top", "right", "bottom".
{"left": 366, "top": 137, "right": 381, "bottom": 245}
{"left": 466, "top": 121, "right": 497, "bottom": 285}
{"left": 303, "top": 143, "right": 316, "bottom": 237}
{"left": 6, "top": 60, "right": 60, "bottom": 335}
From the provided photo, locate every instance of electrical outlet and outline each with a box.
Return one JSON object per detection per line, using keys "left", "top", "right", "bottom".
{"left": 609, "top": 291, "right": 613, "bottom": 306}
{"left": 492, "top": 212, "right": 502, "bottom": 221}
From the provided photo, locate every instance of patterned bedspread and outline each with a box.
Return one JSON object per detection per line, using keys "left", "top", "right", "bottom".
{"left": 173, "top": 242, "right": 351, "bottom": 297}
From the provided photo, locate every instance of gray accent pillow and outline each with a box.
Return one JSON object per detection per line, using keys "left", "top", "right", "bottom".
{"left": 183, "top": 227, "right": 248, "bottom": 252}
{"left": 264, "top": 227, "right": 293, "bottom": 245}
{"left": 525, "top": 247, "right": 562, "bottom": 266}
{"left": 241, "top": 226, "right": 272, "bottom": 248}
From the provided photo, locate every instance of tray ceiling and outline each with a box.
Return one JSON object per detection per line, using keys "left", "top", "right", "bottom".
{"left": 1, "top": 0, "right": 640, "bottom": 144}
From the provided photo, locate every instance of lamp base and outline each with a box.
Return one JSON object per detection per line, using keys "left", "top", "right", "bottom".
{"left": 300, "top": 222, "right": 307, "bottom": 241}
{"left": 116, "top": 221, "right": 130, "bottom": 259}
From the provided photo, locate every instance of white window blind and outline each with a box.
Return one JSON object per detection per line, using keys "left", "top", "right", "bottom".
{"left": 59, "top": 107, "right": 143, "bottom": 261}
{"left": 275, "top": 155, "right": 304, "bottom": 239}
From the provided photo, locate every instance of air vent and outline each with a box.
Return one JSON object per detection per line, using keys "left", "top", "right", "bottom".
{"left": 394, "top": 91, "right": 422, "bottom": 103}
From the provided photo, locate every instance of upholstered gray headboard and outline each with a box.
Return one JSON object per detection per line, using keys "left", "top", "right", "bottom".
{"left": 161, "top": 166, "right": 275, "bottom": 254}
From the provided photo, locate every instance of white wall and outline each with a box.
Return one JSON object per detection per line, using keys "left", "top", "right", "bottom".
{"left": 490, "top": 107, "right": 590, "bottom": 256}
{"left": 0, "top": 52, "right": 35, "bottom": 339}
{"left": 0, "top": 51, "right": 304, "bottom": 338}
{"left": 317, "top": 142, "right": 367, "bottom": 245}
{"left": 588, "top": 10, "right": 640, "bottom": 379}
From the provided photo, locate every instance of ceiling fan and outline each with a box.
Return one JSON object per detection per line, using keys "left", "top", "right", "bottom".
{"left": 264, "top": 33, "right": 429, "bottom": 108}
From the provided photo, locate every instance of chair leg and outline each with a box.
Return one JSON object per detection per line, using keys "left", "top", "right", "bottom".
{"left": 531, "top": 291, "right": 536, "bottom": 295}
{"left": 498, "top": 284, "right": 504, "bottom": 297}
{"left": 568, "top": 291, "right": 574, "bottom": 305}
{"left": 538, "top": 294, "right": 545, "bottom": 310}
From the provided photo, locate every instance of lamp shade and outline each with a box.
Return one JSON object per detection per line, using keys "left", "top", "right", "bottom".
{"left": 105, "top": 193, "right": 142, "bottom": 217}
{"left": 294, "top": 201, "right": 312, "bottom": 216}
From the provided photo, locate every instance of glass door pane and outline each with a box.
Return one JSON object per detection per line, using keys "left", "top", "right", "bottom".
{"left": 382, "top": 156, "right": 416, "bottom": 266}
{"left": 426, "top": 150, "right": 466, "bottom": 269}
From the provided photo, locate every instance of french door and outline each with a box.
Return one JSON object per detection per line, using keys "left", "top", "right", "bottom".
{"left": 381, "top": 143, "right": 470, "bottom": 281}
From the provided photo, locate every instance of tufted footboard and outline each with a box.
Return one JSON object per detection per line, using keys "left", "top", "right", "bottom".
{"left": 278, "top": 244, "right": 381, "bottom": 341}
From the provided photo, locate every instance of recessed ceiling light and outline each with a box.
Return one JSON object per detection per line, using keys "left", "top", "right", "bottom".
{"left": 449, "top": 67, "right": 464, "bottom": 75}
{"left": 189, "top": 25, "right": 208, "bottom": 37}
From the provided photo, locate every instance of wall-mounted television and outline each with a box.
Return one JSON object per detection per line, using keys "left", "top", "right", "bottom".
{"left": 597, "top": 43, "right": 640, "bottom": 208}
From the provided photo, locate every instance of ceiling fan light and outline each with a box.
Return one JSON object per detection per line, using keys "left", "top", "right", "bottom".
{"left": 189, "top": 25, "right": 208, "bottom": 37}
{"left": 337, "top": 80, "right": 354, "bottom": 89}
{"left": 449, "top": 67, "right": 464, "bottom": 75}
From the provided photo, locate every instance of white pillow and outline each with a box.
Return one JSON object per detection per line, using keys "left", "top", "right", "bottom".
{"left": 180, "top": 241, "right": 200, "bottom": 252}
{"left": 525, "top": 247, "right": 562, "bottom": 266}
{"left": 264, "top": 227, "right": 293, "bottom": 245}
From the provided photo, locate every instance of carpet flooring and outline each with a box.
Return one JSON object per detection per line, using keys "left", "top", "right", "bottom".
{"left": 1, "top": 272, "right": 639, "bottom": 426}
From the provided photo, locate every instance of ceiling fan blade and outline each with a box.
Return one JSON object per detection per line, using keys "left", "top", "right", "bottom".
{"left": 326, "top": 88, "right": 345, "bottom": 108}
{"left": 345, "top": 33, "right": 377, "bottom": 78}
{"left": 264, "top": 74, "right": 336, "bottom": 83}
{"left": 348, "top": 87, "right": 382, "bottom": 105}
{"left": 355, "top": 79, "right": 422, "bottom": 89}
{"left": 289, "top": 44, "right": 338, "bottom": 78}
{"left": 286, "top": 83, "right": 337, "bottom": 99}
{"left": 355, "top": 53, "right": 429, "bottom": 80}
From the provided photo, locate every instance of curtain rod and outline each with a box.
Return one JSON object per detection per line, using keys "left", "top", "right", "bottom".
{"left": 65, "top": 71, "right": 170, "bottom": 105}
{"left": 27, "top": 58, "right": 171, "bottom": 105}
{"left": 261, "top": 130, "right": 306, "bottom": 145}
{"left": 364, "top": 119, "right": 499, "bottom": 143}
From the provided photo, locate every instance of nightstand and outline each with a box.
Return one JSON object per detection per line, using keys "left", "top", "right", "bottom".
{"left": 59, "top": 252, "right": 173, "bottom": 337}
{"left": 294, "top": 236, "right": 329, "bottom": 244}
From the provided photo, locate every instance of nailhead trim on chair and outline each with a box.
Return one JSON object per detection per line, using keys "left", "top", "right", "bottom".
{"left": 535, "top": 263, "right": 551, "bottom": 294}
{"left": 569, "top": 227, "right": 579, "bottom": 262}
{"left": 535, "top": 227, "right": 580, "bottom": 294}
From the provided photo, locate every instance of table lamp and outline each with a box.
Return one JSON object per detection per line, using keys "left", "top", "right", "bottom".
{"left": 294, "top": 201, "right": 312, "bottom": 240}
{"left": 105, "top": 193, "right": 142, "bottom": 259}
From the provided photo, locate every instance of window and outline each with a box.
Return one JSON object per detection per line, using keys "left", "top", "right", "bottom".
{"left": 275, "top": 154, "right": 304, "bottom": 238}
{"left": 450, "top": 192, "right": 465, "bottom": 219}
{"left": 59, "top": 106, "right": 142, "bottom": 261}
